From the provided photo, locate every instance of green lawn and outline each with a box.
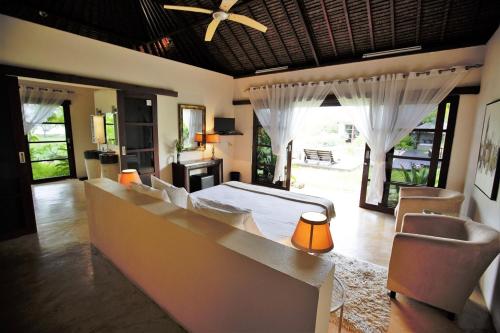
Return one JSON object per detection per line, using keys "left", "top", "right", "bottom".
{"left": 32, "top": 160, "right": 70, "bottom": 180}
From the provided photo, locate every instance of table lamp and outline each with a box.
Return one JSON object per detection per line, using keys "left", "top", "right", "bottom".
{"left": 194, "top": 132, "right": 203, "bottom": 145}
{"left": 291, "top": 212, "right": 333, "bottom": 254}
{"left": 206, "top": 133, "right": 220, "bottom": 160}
{"left": 118, "top": 169, "right": 142, "bottom": 187}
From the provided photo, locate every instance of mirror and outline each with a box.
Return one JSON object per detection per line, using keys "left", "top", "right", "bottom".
{"left": 178, "top": 104, "right": 206, "bottom": 151}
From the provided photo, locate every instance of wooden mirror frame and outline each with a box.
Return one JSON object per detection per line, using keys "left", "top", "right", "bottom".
{"left": 178, "top": 104, "right": 206, "bottom": 151}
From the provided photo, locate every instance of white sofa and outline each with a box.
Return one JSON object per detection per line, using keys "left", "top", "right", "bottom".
{"left": 85, "top": 178, "right": 334, "bottom": 333}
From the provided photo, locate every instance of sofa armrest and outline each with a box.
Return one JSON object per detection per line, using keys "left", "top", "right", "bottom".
{"left": 387, "top": 233, "right": 479, "bottom": 312}
{"left": 402, "top": 213, "right": 466, "bottom": 239}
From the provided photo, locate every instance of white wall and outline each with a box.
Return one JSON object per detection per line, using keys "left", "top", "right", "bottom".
{"left": 232, "top": 48, "right": 485, "bottom": 187}
{"left": 19, "top": 79, "right": 96, "bottom": 178}
{"left": 463, "top": 26, "right": 500, "bottom": 330}
{"left": 0, "top": 14, "right": 235, "bottom": 182}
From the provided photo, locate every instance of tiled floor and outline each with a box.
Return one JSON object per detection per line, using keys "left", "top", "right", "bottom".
{"left": 0, "top": 179, "right": 495, "bottom": 332}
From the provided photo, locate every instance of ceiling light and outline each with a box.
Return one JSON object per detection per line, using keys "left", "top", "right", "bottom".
{"left": 362, "top": 46, "right": 422, "bottom": 59}
{"left": 38, "top": 10, "right": 48, "bottom": 18}
{"left": 255, "top": 66, "right": 289, "bottom": 74}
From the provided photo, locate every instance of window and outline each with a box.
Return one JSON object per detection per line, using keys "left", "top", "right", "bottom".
{"left": 252, "top": 113, "right": 291, "bottom": 189}
{"left": 104, "top": 112, "right": 117, "bottom": 145}
{"left": 27, "top": 103, "right": 76, "bottom": 182}
{"left": 360, "top": 96, "right": 459, "bottom": 211}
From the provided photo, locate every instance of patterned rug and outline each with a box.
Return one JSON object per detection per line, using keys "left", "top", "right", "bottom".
{"left": 328, "top": 252, "right": 391, "bottom": 333}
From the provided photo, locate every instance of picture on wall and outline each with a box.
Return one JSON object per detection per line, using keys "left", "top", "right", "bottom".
{"left": 474, "top": 99, "right": 500, "bottom": 200}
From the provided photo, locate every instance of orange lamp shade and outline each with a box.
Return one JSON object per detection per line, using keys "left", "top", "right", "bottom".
{"left": 118, "top": 169, "right": 142, "bottom": 187}
{"left": 206, "top": 133, "right": 220, "bottom": 143}
{"left": 291, "top": 212, "right": 333, "bottom": 254}
{"left": 194, "top": 132, "right": 203, "bottom": 143}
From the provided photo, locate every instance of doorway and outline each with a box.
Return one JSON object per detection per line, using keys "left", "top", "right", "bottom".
{"left": 359, "top": 96, "right": 459, "bottom": 212}
{"left": 26, "top": 101, "right": 77, "bottom": 183}
{"left": 289, "top": 106, "right": 366, "bottom": 205}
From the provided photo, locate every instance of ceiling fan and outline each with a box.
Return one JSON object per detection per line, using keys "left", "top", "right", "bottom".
{"left": 164, "top": 0, "right": 268, "bottom": 41}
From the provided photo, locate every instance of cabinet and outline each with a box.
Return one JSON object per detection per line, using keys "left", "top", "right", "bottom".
{"left": 117, "top": 91, "right": 159, "bottom": 185}
{"left": 172, "top": 158, "right": 223, "bottom": 193}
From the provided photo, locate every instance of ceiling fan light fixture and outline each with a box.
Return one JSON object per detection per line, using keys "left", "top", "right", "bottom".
{"left": 212, "top": 11, "right": 229, "bottom": 21}
{"left": 362, "top": 46, "right": 422, "bottom": 59}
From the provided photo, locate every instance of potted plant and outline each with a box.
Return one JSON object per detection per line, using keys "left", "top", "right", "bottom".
{"left": 174, "top": 139, "right": 183, "bottom": 163}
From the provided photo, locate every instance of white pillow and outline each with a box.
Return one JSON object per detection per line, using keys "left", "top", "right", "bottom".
{"left": 151, "top": 175, "right": 188, "bottom": 208}
{"left": 130, "top": 182, "right": 170, "bottom": 202}
{"left": 188, "top": 197, "right": 262, "bottom": 236}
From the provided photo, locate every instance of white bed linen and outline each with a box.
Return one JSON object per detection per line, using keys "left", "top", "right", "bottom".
{"left": 190, "top": 181, "right": 335, "bottom": 243}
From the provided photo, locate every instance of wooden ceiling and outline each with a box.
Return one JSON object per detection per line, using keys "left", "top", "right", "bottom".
{"left": 1, "top": 0, "right": 499, "bottom": 77}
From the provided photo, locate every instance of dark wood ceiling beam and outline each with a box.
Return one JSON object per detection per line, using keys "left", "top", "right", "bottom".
{"left": 260, "top": 0, "right": 294, "bottom": 64}
{"left": 216, "top": 29, "right": 249, "bottom": 72}
{"left": 366, "top": 0, "right": 375, "bottom": 50}
{"left": 416, "top": 0, "right": 421, "bottom": 44}
{"left": 245, "top": 4, "right": 282, "bottom": 66}
{"left": 390, "top": 0, "right": 395, "bottom": 48}
{"left": 237, "top": 25, "right": 269, "bottom": 68}
{"left": 290, "top": 0, "right": 320, "bottom": 66}
{"left": 341, "top": 0, "right": 356, "bottom": 54}
{"left": 278, "top": 0, "right": 308, "bottom": 63}
{"left": 440, "top": 0, "right": 451, "bottom": 41}
{"left": 319, "top": 0, "right": 338, "bottom": 57}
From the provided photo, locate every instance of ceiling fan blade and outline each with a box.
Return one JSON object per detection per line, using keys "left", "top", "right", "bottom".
{"left": 227, "top": 13, "right": 267, "bottom": 33}
{"left": 205, "top": 19, "right": 221, "bottom": 41}
{"left": 163, "top": 5, "right": 213, "bottom": 15}
{"left": 219, "top": 0, "right": 238, "bottom": 12}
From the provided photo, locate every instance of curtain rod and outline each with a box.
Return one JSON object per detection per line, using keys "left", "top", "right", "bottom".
{"left": 20, "top": 85, "right": 75, "bottom": 94}
{"left": 244, "top": 64, "right": 482, "bottom": 92}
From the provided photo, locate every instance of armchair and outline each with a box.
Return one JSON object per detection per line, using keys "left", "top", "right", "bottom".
{"left": 387, "top": 214, "right": 500, "bottom": 315}
{"left": 394, "top": 187, "right": 464, "bottom": 232}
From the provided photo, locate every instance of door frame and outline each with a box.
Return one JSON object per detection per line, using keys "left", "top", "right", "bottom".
{"left": 1, "top": 75, "right": 37, "bottom": 240}
{"left": 117, "top": 91, "right": 160, "bottom": 183}
{"left": 251, "top": 112, "right": 292, "bottom": 190}
{"left": 26, "top": 101, "right": 77, "bottom": 184}
{"left": 358, "top": 95, "right": 460, "bottom": 213}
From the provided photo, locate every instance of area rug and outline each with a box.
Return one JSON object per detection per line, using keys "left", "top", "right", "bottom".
{"left": 328, "top": 252, "right": 391, "bottom": 333}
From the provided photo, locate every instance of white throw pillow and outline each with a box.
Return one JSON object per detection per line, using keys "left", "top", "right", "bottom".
{"left": 188, "top": 197, "right": 262, "bottom": 236}
{"left": 151, "top": 175, "right": 188, "bottom": 208}
{"left": 130, "top": 182, "right": 170, "bottom": 202}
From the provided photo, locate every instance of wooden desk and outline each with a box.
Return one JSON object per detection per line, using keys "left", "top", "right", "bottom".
{"left": 172, "top": 158, "right": 223, "bottom": 192}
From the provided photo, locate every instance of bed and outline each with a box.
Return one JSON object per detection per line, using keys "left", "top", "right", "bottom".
{"left": 190, "top": 181, "right": 335, "bottom": 244}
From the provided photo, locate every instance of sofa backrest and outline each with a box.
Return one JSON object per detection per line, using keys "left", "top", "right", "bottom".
{"left": 85, "top": 178, "right": 334, "bottom": 333}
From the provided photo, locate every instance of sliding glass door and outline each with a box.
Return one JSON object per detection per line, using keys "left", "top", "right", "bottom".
{"left": 26, "top": 102, "right": 76, "bottom": 182}
{"left": 359, "top": 96, "right": 459, "bottom": 212}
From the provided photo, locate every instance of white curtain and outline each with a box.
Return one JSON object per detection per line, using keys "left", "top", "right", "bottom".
{"left": 188, "top": 109, "right": 203, "bottom": 145}
{"left": 331, "top": 67, "right": 467, "bottom": 204}
{"left": 249, "top": 82, "right": 332, "bottom": 183}
{"left": 19, "top": 86, "right": 70, "bottom": 135}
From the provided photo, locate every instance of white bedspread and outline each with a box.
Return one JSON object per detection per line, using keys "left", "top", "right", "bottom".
{"left": 190, "top": 181, "right": 335, "bottom": 243}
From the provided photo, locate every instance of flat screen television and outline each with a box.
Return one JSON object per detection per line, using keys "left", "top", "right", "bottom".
{"left": 214, "top": 117, "right": 236, "bottom": 134}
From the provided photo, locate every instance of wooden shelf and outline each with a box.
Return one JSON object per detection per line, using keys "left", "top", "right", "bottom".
{"left": 215, "top": 131, "right": 243, "bottom": 136}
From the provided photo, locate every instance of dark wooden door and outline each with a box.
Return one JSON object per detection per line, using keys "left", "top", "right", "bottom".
{"left": 252, "top": 113, "right": 292, "bottom": 190}
{"left": 0, "top": 75, "right": 37, "bottom": 240}
{"left": 117, "top": 91, "right": 159, "bottom": 185}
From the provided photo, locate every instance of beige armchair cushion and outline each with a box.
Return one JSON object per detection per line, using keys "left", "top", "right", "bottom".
{"left": 394, "top": 187, "right": 465, "bottom": 232}
{"left": 387, "top": 214, "right": 500, "bottom": 314}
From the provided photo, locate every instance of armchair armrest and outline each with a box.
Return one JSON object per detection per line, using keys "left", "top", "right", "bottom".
{"left": 399, "top": 186, "right": 440, "bottom": 198}
{"left": 402, "top": 213, "right": 467, "bottom": 239}
{"left": 387, "top": 233, "right": 480, "bottom": 312}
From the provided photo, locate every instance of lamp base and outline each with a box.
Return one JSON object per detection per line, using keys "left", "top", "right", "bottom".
{"left": 211, "top": 145, "right": 215, "bottom": 160}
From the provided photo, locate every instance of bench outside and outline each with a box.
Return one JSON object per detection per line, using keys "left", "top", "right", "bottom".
{"left": 304, "top": 149, "right": 335, "bottom": 164}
